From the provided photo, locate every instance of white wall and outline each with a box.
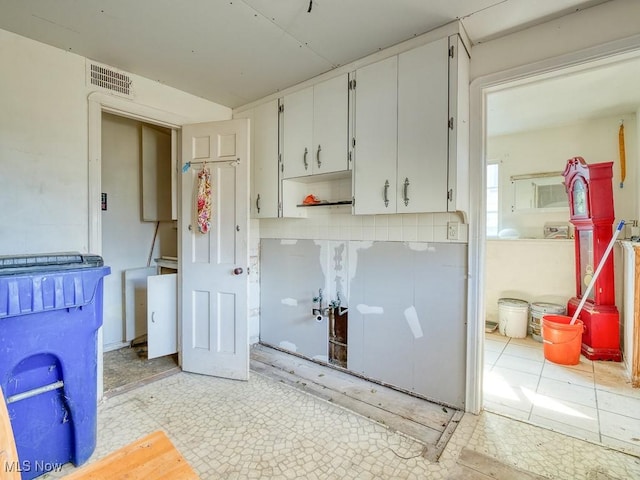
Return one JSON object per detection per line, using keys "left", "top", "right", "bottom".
{"left": 0, "top": 28, "right": 231, "bottom": 257}
{"left": 488, "top": 113, "right": 638, "bottom": 238}
{"left": 470, "top": 0, "right": 640, "bottom": 82}
{"left": 485, "top": 239, "right": 575, "bottom": 323}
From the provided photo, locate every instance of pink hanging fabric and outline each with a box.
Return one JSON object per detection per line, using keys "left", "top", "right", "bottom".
{"left": 197, "top": 167, "right": 212, "bottom": 234}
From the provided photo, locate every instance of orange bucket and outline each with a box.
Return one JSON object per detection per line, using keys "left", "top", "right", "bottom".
{"left": 541, "top": 314, "right": 584, "bottom": 365}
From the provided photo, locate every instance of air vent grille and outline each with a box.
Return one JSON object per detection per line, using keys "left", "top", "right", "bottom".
{"left": 88, "top": 62, "right": 133, "bottom": 96}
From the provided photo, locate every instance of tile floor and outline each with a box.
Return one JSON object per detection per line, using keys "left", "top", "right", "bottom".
{"left": 39, "top": 368, "right": 640, "bottom": 479}
{"left": 484, "top": 331, "right": 640, "bottom": 458}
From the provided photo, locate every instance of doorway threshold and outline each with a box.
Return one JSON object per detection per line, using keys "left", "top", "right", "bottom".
{"left": 103, "top": 346, "right": 180, "bottom": 399}
{"left": 250, "top": 344, "right": 463, "bottom": 462}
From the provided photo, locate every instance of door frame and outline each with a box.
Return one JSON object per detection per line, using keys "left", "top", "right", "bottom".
{"left": 88, "top": 92, "right": 184, "bottom": 400}
{"left": 465, "top": 34, "right": 640, "bottom": 414}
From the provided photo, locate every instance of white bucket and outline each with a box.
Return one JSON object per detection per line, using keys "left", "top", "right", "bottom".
{"left": 530, "top": 302, "right": 565, "bottom": 342}
{"left": 498, "top": 298, "right": 529, "bottom": 338}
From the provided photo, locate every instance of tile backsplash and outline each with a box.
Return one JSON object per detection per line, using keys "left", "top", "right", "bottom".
{"left": 259, "top": 208, "right": 468, "bottom": 243}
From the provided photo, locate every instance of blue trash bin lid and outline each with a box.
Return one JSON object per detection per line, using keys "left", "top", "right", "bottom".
{"left": 0, "top": 252, "right": 103, "bottom": 276}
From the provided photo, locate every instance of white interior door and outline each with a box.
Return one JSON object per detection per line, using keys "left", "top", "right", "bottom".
{"left": 181, "top": 119, "right": 249, "bottom": 380}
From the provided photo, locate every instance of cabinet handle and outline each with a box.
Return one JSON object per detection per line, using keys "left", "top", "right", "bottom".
{"left": 303, "top": 147, "right": 309, "bottom": 170}
{"left": 256, "top": 193, "right": 261, "bottom": 214}
{"left": 403, "top": 177, "right": 410, "bottom": 206}
{"left": 383, "top": 180, "right": 390, "bottom": 207}
{"left": 316, "top": 145, "right": 322, "bottom": 168}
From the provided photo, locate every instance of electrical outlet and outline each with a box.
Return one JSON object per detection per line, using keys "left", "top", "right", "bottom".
{"left": 447, "top": 221, "right": 459, "bottom": 240}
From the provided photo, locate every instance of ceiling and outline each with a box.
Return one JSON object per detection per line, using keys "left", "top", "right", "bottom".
{"left": 0, "top": 0, "right": 611, "bottom": 108}
{"left": 487, "top": 49, "right": 640, "bottom": 136}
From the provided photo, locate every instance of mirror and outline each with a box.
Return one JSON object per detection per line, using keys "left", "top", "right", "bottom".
{"left": 511, "top": 172, "right": 568, "bottom": 212}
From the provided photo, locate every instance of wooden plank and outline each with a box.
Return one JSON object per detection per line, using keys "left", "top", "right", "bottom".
{"left": 456, "top": 448, "right": 548, "bottom": 480}
{"left": 251, "top": 358, "right": 443, "bottom": 447}
{"left": 252, "top": 345, "right": 454, "bottom": 430}
{"left": 63, "top": 431, "right": 198, "bottom": 480}
{"left": 0, "top": 387, "right": 21, "bottom": 480}
{"left": 633, "top": 247, "right": 640, "bottom": 388}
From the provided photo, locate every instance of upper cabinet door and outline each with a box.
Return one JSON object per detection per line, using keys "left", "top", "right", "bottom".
{"left": 282, "top": 86, "right": 313, "bottom": 179}
{"left": 448, "top": 35, "right": 470, "bottom": 214}
{"left": 397, "top": 37, "right": 449, "bottom": 213}
{"left": 253, "top": 99, "right": 280, "bottom": 218}
{"left": 353, "top": 56, "right": 398, "bottom": 215}
{"left": 313, "top": 74, "right": 349, "bottom": 175}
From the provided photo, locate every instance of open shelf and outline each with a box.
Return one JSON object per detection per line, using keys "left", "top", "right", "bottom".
{"left": 296, "top": 200, "right": 352, "bottom": 207}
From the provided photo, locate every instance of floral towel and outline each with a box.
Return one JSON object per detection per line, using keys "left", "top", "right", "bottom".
{"left": 197, "top": 167, "right": 212, "bottom": 234}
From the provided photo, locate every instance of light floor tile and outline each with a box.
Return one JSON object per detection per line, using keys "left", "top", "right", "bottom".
{"left": 600, "top": 435, "right": 640, "bottom": 458}
{"left": 528, "top": 413, "right": 601, "bottom": 443}
{"left": 599, "top": 410, "right": 640, "bottom": 445}
{"left": 483, "top": 334, "right": 640, "bottom": 460}
{"left": 489, "top": 366, "right": 540, "bottom": 391}
{"left": 469, "top": 412, "right": 640, "bottom": 480}
{"left": 483, "top": 350, "right": 500, "bottom": 366}
{"left": 486, "top": 332, "right": 509, "bottom": 343}
{"left": 596, "top": 389, "right": 640, "bottom": 418}
{"left": 484, "top": 339, "right": 507, "bottom": 353}
{"left": 494, "top": 353, "right": 544, "bottom": 376}
{"left": 502, "top": 342, "right": 546, "bottom": 362}
{"left": 46, "top": 367, "right": 640, "bottom": 480}
{"left": 594, "top": 366, "right": 640, "bottom": 397}
{"left": 541, "top": 361, "right": 595, "bottom": 388}
{"left": 530, "top": 397, "right": 599, "bottom": 434}
{"left": 536, "top": 376, "right": 597, "bottom": 409}
{"left": 483, "top": 399, "right": 531, "bottom": 421}
{"left": 506, "top": 336, "right": 540, "bottom": 348}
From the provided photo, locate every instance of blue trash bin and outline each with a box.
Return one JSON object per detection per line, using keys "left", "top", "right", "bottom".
{"left": 0, "top": 253, "right": 110, "bottom": 479}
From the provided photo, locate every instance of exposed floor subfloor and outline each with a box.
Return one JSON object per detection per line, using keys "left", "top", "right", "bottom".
{"left": 103, "top": 345, "right": 179, "bottom": 395}
{"left": 484, "top": 331, "right": 640, "bottom": 458}
{"left": 41, "top": 356, "right": 640, "bottom": 479}
{"left": 251, "top": 344, "right": 463, "bottom": 462}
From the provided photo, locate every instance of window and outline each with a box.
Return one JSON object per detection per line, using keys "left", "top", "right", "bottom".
{"left": 486, "top": 163, "right": 499, "bottom": 237}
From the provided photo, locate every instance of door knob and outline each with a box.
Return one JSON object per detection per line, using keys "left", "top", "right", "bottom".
{"left": 233, "top": 267, "right": 244, "bottom": 275}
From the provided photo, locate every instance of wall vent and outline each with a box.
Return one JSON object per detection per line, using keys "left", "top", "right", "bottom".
{"left": 87, "top": 61, "right": 134, "bottom": 97}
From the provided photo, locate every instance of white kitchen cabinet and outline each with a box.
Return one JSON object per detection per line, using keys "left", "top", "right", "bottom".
{"left": 397, "top": 37, "right": 449, "bottom": 213}
{"left": 353, "top": 34, "right": 469, "bottom": 215}
{"left": 282, "top": 74, "right": 349, "bottom": 179}
{"left": 282, "top": 87, "right": 313, "bottom": 178}
{"left": 352, "top": 56, "right": 398, "bottom": 215}
{"left": 447, "top": 35, "right": 470, "bottom": 214}
{"left": 253, "top": 99, "right": 280, "bottom": 218}
{"left": 313, "top": 74, "right": 350, "bottom": 175}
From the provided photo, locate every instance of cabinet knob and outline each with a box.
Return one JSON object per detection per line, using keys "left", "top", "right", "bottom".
{"left": 303, "top": 148, "right": 309, "bottom": 170}
{"left": 256, "top": 194, "right": 261, "bottom": 214}
{"left": 233, "top": 267, "right": 244, "bottom": 275}
{"left": 316, "top": 145, "right": 322, "bottom": 168}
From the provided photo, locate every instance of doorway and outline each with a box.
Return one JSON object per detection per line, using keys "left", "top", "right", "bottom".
{"left": 100, "top": 112, "right": 179, "bottom": 394}
{"left": 474, "top": 48, "right": 640, "bottom": 456}
{"left": 88, "top": 93, "right": 251, "bottom": 399}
